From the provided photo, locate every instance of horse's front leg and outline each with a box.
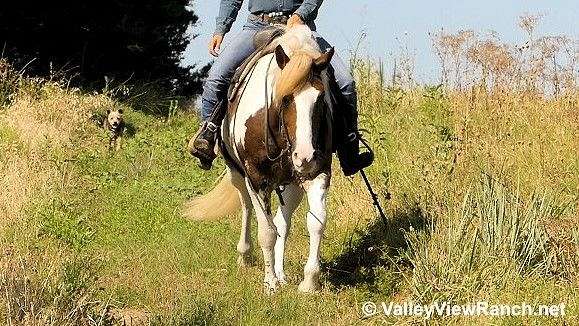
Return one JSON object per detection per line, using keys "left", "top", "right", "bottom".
{"left": 273, "top": 183, "right": 303, "bottom": 285}
{"left": 299, "top": 172, "right": 330, "bottom": 293}
{"left": 230, "top": 169, "right": 254, "bottom": 267}
{"left": 245, "top": 179, "right": 278, "bottom": 294}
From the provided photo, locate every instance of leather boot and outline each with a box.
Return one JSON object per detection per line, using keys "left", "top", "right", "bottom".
{"left": 188, "top": 121, "right": 219, "bottom": 170}
{"left": 337, "top": 131, "right": 374, "bottom": 176}
{"left": 188, "top": 100, "right": 227, "bottom": 170}
{"left": 321, "top": 65, "right": 374, "bottom": 176}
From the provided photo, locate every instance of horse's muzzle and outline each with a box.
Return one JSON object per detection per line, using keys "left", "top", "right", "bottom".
{"left": 292, "top": 149, "right": 321, "bottom": 175}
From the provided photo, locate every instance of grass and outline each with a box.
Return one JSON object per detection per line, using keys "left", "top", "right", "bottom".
{"left": 1, "top": 52, "right": 578, "bottom": 325}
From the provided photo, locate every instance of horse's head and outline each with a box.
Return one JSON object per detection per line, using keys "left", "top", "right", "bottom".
{"left": 273, "top": 44, "right": 334, "bottom": 175}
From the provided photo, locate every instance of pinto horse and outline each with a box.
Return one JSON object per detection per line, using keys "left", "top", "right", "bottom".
{"left": 184, "top": 26, "right": 336, "bottom": 294}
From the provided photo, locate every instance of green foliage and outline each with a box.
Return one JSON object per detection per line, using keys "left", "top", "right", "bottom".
{"left": 150, "top": 300, "right": 221, "bottom": 326}
{"left": 0, "top": 1, "right": 208, "bottom": 96}
{"left": 37, "top": 199, "right": 95, "bottom": 250}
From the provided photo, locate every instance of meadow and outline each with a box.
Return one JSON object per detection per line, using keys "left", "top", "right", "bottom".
{"left": 1, "top": 16, "right": 578, "bottom": 325}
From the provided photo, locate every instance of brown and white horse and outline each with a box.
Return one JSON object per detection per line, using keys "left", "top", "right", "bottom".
{"left": 184, "top": 26, "right": 335, "bottom": 294}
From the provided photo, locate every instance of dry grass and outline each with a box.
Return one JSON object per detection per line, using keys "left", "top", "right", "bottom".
{"left": 348, "top": 19, "right": 578, "bottom": 321}
{"left": 429, "top": 14, "right": 578, "bottom": 95}
{"left": 0, "top": 244, "right": 110, "bottom": 326}
{"left": 0, "top": 67, "right": 113, "bottom": 229}
{"left": 0, "top": 64, "right": 116, "bottom": 325}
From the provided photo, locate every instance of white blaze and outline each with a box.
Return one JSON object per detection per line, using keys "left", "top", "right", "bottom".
{"left": 292, "top": 87, "right": 321, "bottom": 169}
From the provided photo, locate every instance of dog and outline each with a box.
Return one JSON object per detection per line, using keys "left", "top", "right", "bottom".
{"left": 103, "top": 109, "right": 125, "bottom": 150}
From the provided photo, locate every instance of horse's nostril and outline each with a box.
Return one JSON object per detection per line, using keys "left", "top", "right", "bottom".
{"left": 292, "top": 152, "right": 305, "bottom": 168}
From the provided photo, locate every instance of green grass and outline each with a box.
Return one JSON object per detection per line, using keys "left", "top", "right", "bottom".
{"left": 11, "top": 109, "right": 368, "bottom": 324}
{"left": 1, "top": 60, "right": 578, "bottom": 325}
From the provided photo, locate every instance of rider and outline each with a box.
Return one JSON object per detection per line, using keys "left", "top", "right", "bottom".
{"left": 189, "top": 0, "right": 373, "bottom": 176}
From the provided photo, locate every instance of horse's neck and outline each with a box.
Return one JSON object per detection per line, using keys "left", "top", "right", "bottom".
{"left": 227, "top": 53, "right": 278, "bottom": 147}
{"left": 237, "top": 53, "right": 278, "bottom": 117}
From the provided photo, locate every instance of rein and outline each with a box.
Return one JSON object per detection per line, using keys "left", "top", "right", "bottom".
{"left": 224, "top": 54, "right": 289, "bottom": 235}
{"left": 263, "top": 55, "right": 292, "bottom": 162}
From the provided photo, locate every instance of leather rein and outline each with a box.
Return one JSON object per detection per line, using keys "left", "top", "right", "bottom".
{"left": 263, "top": 55, "right": 292, "bottom": 162}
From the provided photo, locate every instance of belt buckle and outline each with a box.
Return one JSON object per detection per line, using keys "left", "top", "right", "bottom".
{"left": 267, "top": 12, "right": 284, "bottom": 18}
{"left": 266, "top": 12, "right": 288, "bottom": 26}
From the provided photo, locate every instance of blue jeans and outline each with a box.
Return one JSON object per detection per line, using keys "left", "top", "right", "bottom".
{"left": 201, "top": 17, "right": 357, "bottom": 121}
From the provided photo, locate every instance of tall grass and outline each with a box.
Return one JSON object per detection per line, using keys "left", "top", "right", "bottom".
{"left": 0, "top": 61, "right": 116, "bottom": 325}
{"left": 346, "top": 17, "right": 578, "bottom": 321}
{"left": 1, "top": 247, "right": 111, "bottom": 325}
{"left": 406, "top": 175, "right": 555, "bottom": 302}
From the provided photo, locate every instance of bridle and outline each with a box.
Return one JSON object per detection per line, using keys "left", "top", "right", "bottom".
{"left": 263, "top": 55, "right": 292, "bottom": 162}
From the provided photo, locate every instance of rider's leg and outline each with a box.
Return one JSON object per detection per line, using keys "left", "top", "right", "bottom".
{"left": 189, "top": 19, "right": 267, "bottom": 169}
{"left": 313, "top": 33, "right": 374, "bottom": 176}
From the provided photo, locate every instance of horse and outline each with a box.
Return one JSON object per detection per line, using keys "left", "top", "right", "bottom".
{"left": 183, "top": 25, "right": 336, "bottom": 294}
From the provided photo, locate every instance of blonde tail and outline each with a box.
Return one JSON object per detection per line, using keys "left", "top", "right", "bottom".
{"left": 182, "top": 170, "right": 241, "bottom": 220}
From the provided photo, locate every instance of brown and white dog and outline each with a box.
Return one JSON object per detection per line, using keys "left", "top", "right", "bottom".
{"left": 103, "top": 109, "right": 125, "bottom": 150}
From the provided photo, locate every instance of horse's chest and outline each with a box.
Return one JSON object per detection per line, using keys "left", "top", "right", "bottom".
{"left": 243, "top": 156, "right": 294, "bottom": 192}
{"left": 237, "top": 108, "right": 296, "bottom": 192}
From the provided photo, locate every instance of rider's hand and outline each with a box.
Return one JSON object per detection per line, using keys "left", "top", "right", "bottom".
{"left": 287, "top": 14, "right": 305, "bottom": 29}
{"left": 208, "top": 34, "right": 224, "bottom": 57}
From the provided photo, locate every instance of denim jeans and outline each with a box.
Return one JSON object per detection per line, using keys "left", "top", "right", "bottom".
{"left": 201, "top": 17, "right": 357, "bottom": 121}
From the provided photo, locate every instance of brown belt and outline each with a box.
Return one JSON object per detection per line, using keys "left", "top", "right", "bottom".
{"left": 250, "top": 13, "right": 290, "bottom": 25}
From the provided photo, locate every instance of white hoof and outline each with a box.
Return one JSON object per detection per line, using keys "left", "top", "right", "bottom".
{"left": 298, "top": 279, "right": 321, "bottom": 293}
{"left": 276, "top": 272, "right": 288, "bottom": 285}
{"left": 264, "top": 276, "right": 279, "bottom": 295}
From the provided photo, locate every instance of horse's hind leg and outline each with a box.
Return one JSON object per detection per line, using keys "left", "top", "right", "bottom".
{"left": 273, "top": 183, "right": 303, "bottom": 285}
{"left": 230, "top": 169, "right": 254, "bottom": 267}
{"left": 299, "top": 172, "right": 330, "bottom": 293}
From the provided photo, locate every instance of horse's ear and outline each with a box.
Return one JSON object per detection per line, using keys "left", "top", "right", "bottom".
{"left": 275, "top": 45, "right": 290, "bottom": 69}
{"left": 314, "top": 47, "right": 335, "bottom": 70}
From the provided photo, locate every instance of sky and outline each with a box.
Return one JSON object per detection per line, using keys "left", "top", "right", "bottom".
{"left": 183, "top": 0, "right": 579, "bottom": 83}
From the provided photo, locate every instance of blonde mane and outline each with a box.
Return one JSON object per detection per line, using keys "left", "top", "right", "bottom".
{"left": 275, "top": 51, "right": 314, "bottom": 100}
{"left": 274, "top": 26, "right": 322, "bottom": 101}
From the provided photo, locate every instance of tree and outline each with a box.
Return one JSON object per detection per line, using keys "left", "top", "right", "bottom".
{"left": 0, "top": 0, "right": 207, "bottom": 97}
